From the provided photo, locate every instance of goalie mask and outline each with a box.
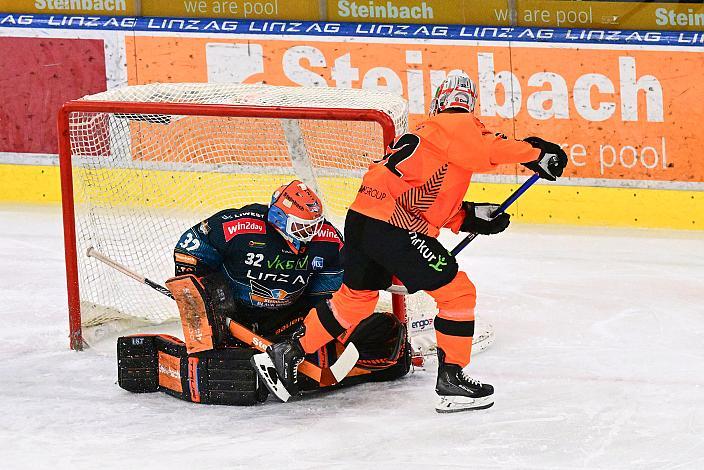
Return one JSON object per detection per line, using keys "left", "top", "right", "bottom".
{"left": 429, "top": 72, "right": 478, "bottom": 116}
{"left": 267, "top": 180, "right": 324, "bottom": 253}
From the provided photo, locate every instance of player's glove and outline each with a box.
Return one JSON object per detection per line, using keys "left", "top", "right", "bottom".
{"left": 521, "top": 137, "right": 568, "bottom": 181}
{"left": 460, "top": 202, "right": 510, "bottom": 235}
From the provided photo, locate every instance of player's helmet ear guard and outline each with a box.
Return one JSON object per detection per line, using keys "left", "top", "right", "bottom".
{"left": 429, "top": 72, "right": 477, "bottom": 116}
{"left": 267, "top": 180, "right": 324, "bottom": 251}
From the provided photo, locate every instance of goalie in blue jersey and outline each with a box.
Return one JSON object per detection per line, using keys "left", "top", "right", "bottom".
{"left": 117, "top": 180, "right": 410, "bottom": 405}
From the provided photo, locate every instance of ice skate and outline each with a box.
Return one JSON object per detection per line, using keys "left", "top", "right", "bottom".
{"left": 435, "top": 349, "right": 494, "bottom": 413}
{"left": 251, "top": 327, "right": 306, "bottom": 402}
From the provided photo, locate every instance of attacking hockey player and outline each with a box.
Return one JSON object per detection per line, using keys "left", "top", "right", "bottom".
{"left": 117, "top": 180, "right": 410, "bottom": 405}
{"left": 253, "top": 74, "right": 568, "bottom": 412}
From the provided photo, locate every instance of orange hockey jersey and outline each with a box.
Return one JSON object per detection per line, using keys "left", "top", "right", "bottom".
{"left": 349, "top": 112, "right": 540, "bottom": 237}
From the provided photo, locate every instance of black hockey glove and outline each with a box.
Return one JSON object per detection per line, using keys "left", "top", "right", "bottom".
{"left": 521, "top": 137, "right": 568, "bottom": 181}
{"left": 460, "top": 202, "right": 510, "bottom": 235}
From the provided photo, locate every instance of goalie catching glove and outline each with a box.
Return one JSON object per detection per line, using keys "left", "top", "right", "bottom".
{"left": 522, "top": 136, "right": 568, "bottom": 181}
{"left": 459, "top": 202, "right": 510, "bottom": 235}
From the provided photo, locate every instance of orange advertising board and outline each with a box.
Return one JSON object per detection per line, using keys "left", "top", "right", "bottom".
{"left": 126, "top": 35, "right": 703, "bottom": 184}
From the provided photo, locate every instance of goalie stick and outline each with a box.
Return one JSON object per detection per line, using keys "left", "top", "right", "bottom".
{"left": 85, "top": 247, "right": 362, "bottom": 389}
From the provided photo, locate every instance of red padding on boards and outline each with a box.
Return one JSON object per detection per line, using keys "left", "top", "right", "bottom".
{"left": 0, "top": 37, "right": 107, "bottom": 154}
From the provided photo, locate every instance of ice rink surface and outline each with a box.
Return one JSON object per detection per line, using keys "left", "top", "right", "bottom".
{"left": 1, "top": 204, "right": 702, "bottom": 470}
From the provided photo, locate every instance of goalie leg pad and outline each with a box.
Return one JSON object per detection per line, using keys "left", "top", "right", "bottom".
{"left": 118, "top": 335, "right": 268, "bottom": 406}
{"left": 346, "top": 311, "right": 411, "bottom": 383}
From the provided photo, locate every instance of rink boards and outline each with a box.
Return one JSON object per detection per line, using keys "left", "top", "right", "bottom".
{"left": 0, "top": 15, "right": 703, "bottom": 229}
{"left": 1, "top": 162, "right": 699, "bottom": 229}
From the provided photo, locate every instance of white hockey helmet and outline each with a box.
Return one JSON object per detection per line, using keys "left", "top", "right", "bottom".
{"left": 429, "top": 72, "right": 478, "bottom": 116}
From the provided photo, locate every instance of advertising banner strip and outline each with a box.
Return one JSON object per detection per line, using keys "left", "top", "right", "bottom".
{"left": 0, "top": 0, "right": 138, "bottom": 16}
{"left": 0, "top": 13, "right": 702, "bottom": 229}
{"left": 515, "top": 1, "right": 704, "bottom": 31}
{"left": 2, "top": 1, "right": 704, "bottom": 31}
{"left": 3, "top": 14, "right": 704, "bottom": 47}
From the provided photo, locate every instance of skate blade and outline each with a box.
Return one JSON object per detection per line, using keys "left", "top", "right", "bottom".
{"left": 435, "top": 395, "right": 494, "bottom": 413}
{"left": 250, "top": 353, "right": 291, "bottom": 403}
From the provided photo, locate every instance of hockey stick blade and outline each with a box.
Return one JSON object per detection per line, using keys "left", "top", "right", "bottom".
{"left": 250, "top": 353, "right": 291, "bottom": 402}
{"left": 329, "top": 342, "right": 360, "bottom": 382}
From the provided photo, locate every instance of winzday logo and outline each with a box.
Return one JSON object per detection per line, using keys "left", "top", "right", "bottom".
{"left": 312, "top": 225, "right": 341, "bottom": 244}
{"left": 223, "top": 218, "right": 266, "bottom": 241}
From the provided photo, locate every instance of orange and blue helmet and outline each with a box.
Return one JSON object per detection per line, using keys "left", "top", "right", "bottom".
{"left": 267, "top": 180, "right": 324, "bottom": 252}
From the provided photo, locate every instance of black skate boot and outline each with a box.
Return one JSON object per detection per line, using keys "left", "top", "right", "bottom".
{"left": 435, "top": 348, "right": 494, "bottom": 413}
{"left": 250, "top": 327, "right": 306, "bottom": 402}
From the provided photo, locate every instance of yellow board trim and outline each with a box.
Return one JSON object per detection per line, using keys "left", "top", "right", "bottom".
{"left": 0, "top": 163, "right": 700, "bottom": 230}
{"left": 0, "top": 164, "right": 62, "bottom": 204}
{"left": 469, "top": 182, "right": 701, "bottom": 230}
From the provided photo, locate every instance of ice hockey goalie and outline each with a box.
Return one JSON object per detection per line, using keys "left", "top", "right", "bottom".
{"left": 118, "top": 180, "right": 411, "bottom": 405}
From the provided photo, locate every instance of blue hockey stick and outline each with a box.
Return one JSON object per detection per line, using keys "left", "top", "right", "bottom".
{"left": 450, "top": 172, "right": 541, "bottom": 256}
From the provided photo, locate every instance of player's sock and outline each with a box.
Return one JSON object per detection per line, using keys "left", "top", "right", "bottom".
{"left": 434, "top": 348, "right": 494, "bottom": 413}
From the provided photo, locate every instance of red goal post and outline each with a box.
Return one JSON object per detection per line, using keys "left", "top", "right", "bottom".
{"left": 57, "top": 84, "right": 410, "bottom": 350}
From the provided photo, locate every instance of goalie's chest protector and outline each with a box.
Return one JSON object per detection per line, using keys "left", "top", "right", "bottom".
{"left": 208, "top": 205, "right": 338, "bottom": 310}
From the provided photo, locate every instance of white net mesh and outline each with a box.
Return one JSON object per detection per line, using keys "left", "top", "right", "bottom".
{"left": 64, "top": 82, "right": 491, "bottom": 353}
{"left": 66, "top": 83, "right": 405, "bottom": 326}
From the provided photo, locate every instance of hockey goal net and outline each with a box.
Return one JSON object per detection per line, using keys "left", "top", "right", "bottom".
{"left": 59, "top": 83, "right": 491, "bottom": 355}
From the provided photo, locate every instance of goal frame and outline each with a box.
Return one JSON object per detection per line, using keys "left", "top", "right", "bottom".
{"left": 58, "top": 99, "right": 404, "bottom": 350}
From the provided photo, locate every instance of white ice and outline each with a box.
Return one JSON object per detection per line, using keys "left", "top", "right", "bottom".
{"left": 1, "top": 204, "right": 703, "bottom": 470}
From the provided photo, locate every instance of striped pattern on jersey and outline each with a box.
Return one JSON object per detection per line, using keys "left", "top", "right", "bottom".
{"left": 388, "top": 164, "right": 448, "bottom": 234}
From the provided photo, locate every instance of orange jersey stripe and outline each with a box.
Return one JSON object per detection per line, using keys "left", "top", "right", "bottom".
{"left": 350, "top": 113, "right": 540, "bottom": 237}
